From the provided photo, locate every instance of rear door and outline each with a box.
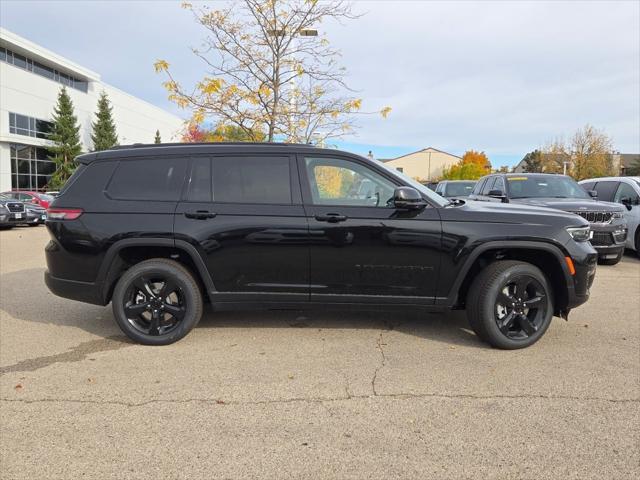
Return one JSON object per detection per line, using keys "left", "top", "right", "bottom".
{"left": 174, "top": 154, "right": 309, "bottom": 304}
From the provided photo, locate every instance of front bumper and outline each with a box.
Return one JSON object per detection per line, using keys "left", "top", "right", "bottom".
{"left": 564, "top": 240, "right": 598, "bottom": 310}
{"left": 590, "top": 223, "right": 627, "bottom": 259}
{"left": 0, "top": 211, "right": 27, "bottom": 225}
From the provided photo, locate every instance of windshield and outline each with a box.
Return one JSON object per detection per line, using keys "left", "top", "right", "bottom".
{"left": 377, "top": 161, "right": 450, "bottom": 207}
{"left": 445, "top": 181, "right": 475, "bottom": 197}
{"left": 507, "top": 175, "right": 590, "bottom": 199}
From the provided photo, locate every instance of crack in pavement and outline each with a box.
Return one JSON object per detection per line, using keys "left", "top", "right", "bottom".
{"left": 371, "top": 320, "right": 396, "bottom": 396}
{"left": 0, "top": 336, "right": 132, "bottom": 376}
{"left": 1, "top": 392, "right": 637, "bottom": 409}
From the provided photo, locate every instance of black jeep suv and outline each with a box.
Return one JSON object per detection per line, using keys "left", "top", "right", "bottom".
{"left": 468, "top": 173, "right": 628, "bottom": 265}
{"left": 45, "top": 143, "right": 597, "bottom": 349}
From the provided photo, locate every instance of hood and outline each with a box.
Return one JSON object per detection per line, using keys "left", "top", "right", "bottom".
{"left": 511, "top": 197, "right": 624, "bottom": 213}
{"left": 445, "top": 199, "right": 589, "bottom": 227}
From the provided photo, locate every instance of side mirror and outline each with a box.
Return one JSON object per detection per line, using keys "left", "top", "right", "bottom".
{"left": 621, "top": 198, "right": 636, "bottom": 211}
{"left": 488, "top": 189, "right": 508, "bottom": 203}
{"left": 588, "top": 190, "right": 598, "bottom": 198}
{"left": 393, "top": 187, "right": 428, "bottom": 210}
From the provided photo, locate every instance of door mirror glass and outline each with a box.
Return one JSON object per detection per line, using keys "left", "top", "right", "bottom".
{"left": 393, "top": 187, "right": 427, "bottom": 210}
{"left": 588, "top": 190, "right": 598, "bottom": 198}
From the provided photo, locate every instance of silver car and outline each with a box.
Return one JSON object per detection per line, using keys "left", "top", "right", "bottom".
{"left": 579, "top": 176, "right": 640, "bottom": 255}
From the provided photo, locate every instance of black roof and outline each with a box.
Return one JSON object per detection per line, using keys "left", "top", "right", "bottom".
{"left": 76, "top": 142, "right": 333, "bottom": 164}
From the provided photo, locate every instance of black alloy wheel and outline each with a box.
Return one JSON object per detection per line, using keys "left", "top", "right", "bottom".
{"left": 494, "top": 275, "right": 548, "bottom": 339}
{"left": 467, "top": 260, "right": 554, "bottom": 349}
{"left": 124, "top": 275, "right": 186, "bottom": 336}
{"left": 112, "top": 258, "right": 203, "bottom": 345}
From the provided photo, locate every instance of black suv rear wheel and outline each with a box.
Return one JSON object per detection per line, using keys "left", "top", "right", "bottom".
{"left": 112, "top": 259, "right": 203, "bottom": 345}
{"left": 467, "top": 260, "right": 553, "bottom": 349}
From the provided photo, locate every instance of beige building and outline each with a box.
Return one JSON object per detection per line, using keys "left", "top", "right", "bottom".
{"left": 383, "top": 147, "right": 462, "bottom": 181}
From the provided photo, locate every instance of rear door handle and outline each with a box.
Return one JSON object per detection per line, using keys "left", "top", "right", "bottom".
{"left": 185, "top": 210, "right": 217, "bottom": 220}
{"left": 314, "top": 213, "right": 347, "bottom": 223}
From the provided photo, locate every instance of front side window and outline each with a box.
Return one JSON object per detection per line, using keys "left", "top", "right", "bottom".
{"left": 107, "top": 157, "right": 187, "bottom": 201}
{"left": 212, "top": 156, "right": 291, "bottom": 204}
{"left": 592, "top": 181, "right": 618, "bottom": 202}
{"left": 481, "top": 177, "right": 496, "bottom": 195}
{"left": 305, "top": 157, "right": 396, "bottom": 207}
{"left": 614, "top": 182, "right": 639, "bottom": 204}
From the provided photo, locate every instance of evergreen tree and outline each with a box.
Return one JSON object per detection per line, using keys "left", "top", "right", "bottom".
{"left": 521, "top": 149, "right": 544, "bottom": 173}
{"left": 154, "top": 129, "right": 162, "bottom": 144}
{"left": 47, "top": 87, "right": 82, "bottom": 189}
{"left": 91, "top": 91, "right": 118, "bottom": 151}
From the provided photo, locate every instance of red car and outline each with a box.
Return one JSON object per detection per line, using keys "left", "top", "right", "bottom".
{"left": 2, "top": 191, "right": 55, "bottom": 208}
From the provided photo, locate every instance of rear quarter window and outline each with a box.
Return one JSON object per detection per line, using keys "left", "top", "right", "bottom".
{"left": 107, "top": 157, "right": 187, "bottom": 201}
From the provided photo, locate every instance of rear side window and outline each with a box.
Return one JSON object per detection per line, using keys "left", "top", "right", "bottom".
{"left": 593, "top": 181, "right": 618, "bottom": 202}
{"left": 212, "top": 156, "right": 291, "bottom": 204}
{"left": 186, "top": 157, "right": 212, "bottom": 202}
{"left": 107, "top": 157, "right": 187, "bottom": 201}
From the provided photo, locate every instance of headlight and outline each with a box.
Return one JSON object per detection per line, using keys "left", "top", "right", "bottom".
{"left": 567, "top": 226, "right": 591, "bottom": 242}
{"left": 612, "top": 211, "right": 624, "bottom": 219}
{"left": 0, "top": 204, "right": 7, "bottom": 212}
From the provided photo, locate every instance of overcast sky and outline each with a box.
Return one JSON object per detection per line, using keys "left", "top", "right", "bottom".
{"left": 2, "top": 0, "right": 639, "bottom": 166}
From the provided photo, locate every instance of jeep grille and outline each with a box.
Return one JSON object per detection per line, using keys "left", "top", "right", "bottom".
{"left": 570, "top": 211, "right": 612, "bottom": 224}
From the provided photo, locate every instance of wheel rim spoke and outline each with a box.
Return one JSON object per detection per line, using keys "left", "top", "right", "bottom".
{"left": 524, "top": 295, "right": 545, "bottom": 309}
{"left": 159, "top": 279, "right": 178, "bottom": 299}
{"left": 499, "top": 311, "right": 516, "bottom": 335}
{"left": 519, "top": 315, "right": 537, "bottom": 336}
{"left": 133, "top": 275, "right": 156, "bottom": 298}
{"left": 163, "top": 303, "right": 185, "bottom": 321}
{"left": 124, "top": 303, "right": 148, "bottom": 318}
{"left": 497, "top": 292, "right": 513, "bottom": 307}
{"left": 514, "top": 277, "right": 529, "bottom": 299}
{"left": 148, "top": 310, "right": 161, "bottom": 336}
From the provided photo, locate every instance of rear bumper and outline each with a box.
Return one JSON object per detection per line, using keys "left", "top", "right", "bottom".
{"left": 44, "top": 271, "right": 105, "bottom": 306}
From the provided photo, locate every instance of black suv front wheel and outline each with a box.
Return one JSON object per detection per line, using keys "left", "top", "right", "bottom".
{"left": 467, "top": 260, "right": 553, "bottom": 349}
{"left": 112, "top": 259, "right": 203, "bottom": 345}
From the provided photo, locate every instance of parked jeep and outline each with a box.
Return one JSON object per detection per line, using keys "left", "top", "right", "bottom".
{"left": 579, "top": 176, "right": 640, "bottom": 257}
{"left": 45, "top": 143, "right": 597, "bottom": 349}
{"left": 468, "top": 173, "right": 628, "bottom": 265}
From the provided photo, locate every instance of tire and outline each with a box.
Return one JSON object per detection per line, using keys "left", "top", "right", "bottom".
{"left": 28, "top": 223, "right": 39, "bottom": 227}
{"left": 598, "top": 249, "right": 623, "bottom": 266}
{"left": 635, "top": 229, "right": 640, "bottom": 259}
{"left": 111, "top": 258, "right": 203, "bottom": 345}
{"left": 467, "top": 260, "right": 554, "bottom": 350}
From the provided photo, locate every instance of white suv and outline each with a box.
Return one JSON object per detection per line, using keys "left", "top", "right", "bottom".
{"left": 580, "top": 177, "right": 640, "bottom": 256}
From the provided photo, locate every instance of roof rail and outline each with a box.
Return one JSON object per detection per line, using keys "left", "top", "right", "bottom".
{"left": 108, "top": 142, "right": 315, "bottom": 150}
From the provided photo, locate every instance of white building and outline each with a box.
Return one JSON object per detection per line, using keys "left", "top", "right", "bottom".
{"left": 0, "top": 28, "right": 184, "bottom": 192}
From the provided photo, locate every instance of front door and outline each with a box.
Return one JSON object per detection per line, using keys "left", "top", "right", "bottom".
{"left": 299, "top": 155, "right": 441, "bottom": 304}
{"left": 174, "top": 155, "right": 309, "bottom": 304}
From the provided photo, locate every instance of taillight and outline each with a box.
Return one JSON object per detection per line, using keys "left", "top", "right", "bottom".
{"left": 46, "top": 208, "right": 83, "bottom": 220}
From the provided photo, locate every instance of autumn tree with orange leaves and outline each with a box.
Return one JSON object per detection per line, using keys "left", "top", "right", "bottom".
{"left": 155, "top": 0, "right": 391, "bottom": 145}
{"left": 441, "top": 150, "right": 492, "bottom": 180}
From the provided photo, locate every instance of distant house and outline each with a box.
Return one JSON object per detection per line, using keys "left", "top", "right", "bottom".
{"left": 618, "top": 154, "right": 640, "bottom": 176}
{"left": 382, "top": 147, "right": 461, "bottom": 181}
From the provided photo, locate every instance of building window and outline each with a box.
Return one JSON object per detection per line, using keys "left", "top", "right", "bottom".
{"left": 9, "top": 113, "right": 53, "bottom": 139}
{"left": 0, "top": 46, "right": 88, "bottom": 92}
{"left": 10, "top": 144, "right": 55, "bottom": 191}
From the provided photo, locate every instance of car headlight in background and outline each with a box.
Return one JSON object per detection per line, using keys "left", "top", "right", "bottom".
{"left": 612, "top": 211, "right": 624, "bottom": 219}
{"left": 567, "top": 226, "right": 591, "bottom": 242}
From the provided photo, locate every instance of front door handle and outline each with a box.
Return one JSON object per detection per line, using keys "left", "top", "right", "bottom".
{"left": 314, "top": 213, "right": 347, "bottom": 223}
{"left": 185, "top": 210, "right": 217, "bottom": 220}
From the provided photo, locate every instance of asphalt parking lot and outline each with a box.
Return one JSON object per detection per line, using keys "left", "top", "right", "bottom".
{"left": 0, "top": 226, "right": 638, "bottom": 479}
